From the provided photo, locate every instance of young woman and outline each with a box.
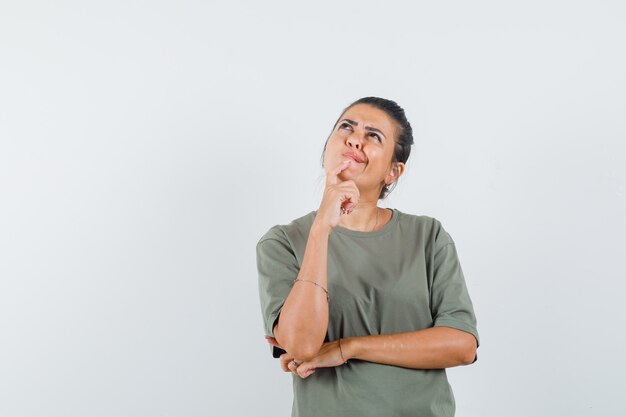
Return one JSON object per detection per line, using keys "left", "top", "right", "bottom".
{"left": 257, "top": 97, "right": 480, "bottom": 417}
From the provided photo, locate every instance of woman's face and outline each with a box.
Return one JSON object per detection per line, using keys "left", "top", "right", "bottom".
{"left": 323, "top": 103, "right": 399, "bottom": 194}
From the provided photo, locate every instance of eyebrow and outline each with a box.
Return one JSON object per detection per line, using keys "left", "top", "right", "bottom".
{"left": 338, "top": 118, "right": 387, "bottom": 140}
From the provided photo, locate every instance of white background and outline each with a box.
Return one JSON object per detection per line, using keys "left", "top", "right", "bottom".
{"left": 1, "top": 1, "right": 625, "bottom": 416}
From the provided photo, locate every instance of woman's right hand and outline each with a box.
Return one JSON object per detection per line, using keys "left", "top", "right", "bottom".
{"left": 314, "top": 159, "right": 361, "bottom": 231}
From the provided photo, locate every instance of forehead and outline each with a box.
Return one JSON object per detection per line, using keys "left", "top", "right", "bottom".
{"left": 340, "top": 104, "right": 397, "bottom": 137}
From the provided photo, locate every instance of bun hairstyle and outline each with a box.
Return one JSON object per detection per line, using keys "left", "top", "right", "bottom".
{"left": 320, "top": 97, "right": 414, "bottom": 200}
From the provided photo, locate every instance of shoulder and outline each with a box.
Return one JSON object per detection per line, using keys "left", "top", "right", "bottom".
{"left": 396, "top": 209, "right": 439, "bottom": 229}
{"left": 395, "top": 209, "right": 447, "bottom": 236}
{"left": 256, "top": 210, "right": 317, "bottom": 248}
{"left": 395, "top": 209, "right": 455, "bottom": 250}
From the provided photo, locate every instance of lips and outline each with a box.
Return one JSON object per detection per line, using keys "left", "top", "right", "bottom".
{"left": 343, "top": 152, "right": 364, "bottom": 163}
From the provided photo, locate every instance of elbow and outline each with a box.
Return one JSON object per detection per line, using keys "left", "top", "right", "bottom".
{"left": 460, "top": 339, "right": 478, "bottom": 365}
{"left": 285, "top": 341, "right": 322, "bottom": 362}
{"left": 461, "top": 349, "right": 477, "bottom": 365}
{"left": 274, "top": 323, "right": 323, "bottom": 361}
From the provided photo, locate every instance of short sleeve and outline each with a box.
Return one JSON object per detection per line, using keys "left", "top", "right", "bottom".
{"left": 431, "top": 225, "right": 480, "bottom": 363}
{"left": 256, "top": 228, "right": 300, "bottom": 358}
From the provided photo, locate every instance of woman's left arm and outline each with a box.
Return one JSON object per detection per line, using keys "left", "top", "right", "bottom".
{"left": 341, "top": 326, "right": 477, "bottom": 369}
{"left": 265, "top": 325, "right": 476, "bottom": 378}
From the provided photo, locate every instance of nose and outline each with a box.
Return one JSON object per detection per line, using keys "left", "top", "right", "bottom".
{"left": 346, "top": 131, "right": 364, "bottom": 150}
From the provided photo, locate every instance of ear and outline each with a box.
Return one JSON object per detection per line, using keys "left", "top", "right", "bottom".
{"left": 387, "top": 162, "right": 405, "bottom": 182}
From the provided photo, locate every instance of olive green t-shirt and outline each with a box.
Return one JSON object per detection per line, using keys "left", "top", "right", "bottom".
{"left": 256, "top": 208, "right": 480, "bottom": 417}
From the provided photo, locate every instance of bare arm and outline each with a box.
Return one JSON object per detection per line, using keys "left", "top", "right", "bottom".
{"left": 341, "top": 326, "right": 478, "bottom": 369}
{"left": 272, "top": 159, "right": 359, "bottom": 362}
{"left": 273, "top": 221, "right": 333, "bottom": 361}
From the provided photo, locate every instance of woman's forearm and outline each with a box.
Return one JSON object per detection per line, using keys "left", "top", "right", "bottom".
{"left": 274, "top": 221, "right": 332, "bottom": 361}
{"left": 341, "top": 326, "right": 477, "bottom": 369}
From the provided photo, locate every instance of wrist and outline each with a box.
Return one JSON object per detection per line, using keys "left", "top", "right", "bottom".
{"left": 340, "top": 336, "right": 360, "bottom": 361}
{"left": 310, "top": 220, "right": 332, "bottom": 237}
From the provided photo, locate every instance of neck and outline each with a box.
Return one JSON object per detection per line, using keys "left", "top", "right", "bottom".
{"left": 337, "top": 202, "right": 380, "bottom": 232}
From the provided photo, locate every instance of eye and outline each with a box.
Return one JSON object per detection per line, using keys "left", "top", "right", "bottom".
{"left": 338, "top": 123, "right": 382, "bottom": 142}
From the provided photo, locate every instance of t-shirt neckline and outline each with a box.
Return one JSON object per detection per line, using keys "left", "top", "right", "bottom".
{"left": 312, "top": 208, "right": 399, "bottom": 238}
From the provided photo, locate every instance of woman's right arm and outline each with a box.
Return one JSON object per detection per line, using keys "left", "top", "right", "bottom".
{"left": 273, "top": 159, "right": 358, "bottom": 362}
{"left": 273, "top": 221, "right": 332, "bottom": 361}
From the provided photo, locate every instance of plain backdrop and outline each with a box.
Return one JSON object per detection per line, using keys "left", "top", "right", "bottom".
{"left": 1, "top": 1, "right": 625, "bottom": 416}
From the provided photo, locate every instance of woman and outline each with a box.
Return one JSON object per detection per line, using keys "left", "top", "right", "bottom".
{"left": 256, "top": 97, "right": 480, "bottom": 417}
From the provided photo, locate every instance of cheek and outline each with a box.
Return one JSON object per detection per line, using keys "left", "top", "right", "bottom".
{"left": 325, "top": 138, "right": 345, "bottom": 156}
{"left": 329, "top": 134, "right": 344, "bottom": 145}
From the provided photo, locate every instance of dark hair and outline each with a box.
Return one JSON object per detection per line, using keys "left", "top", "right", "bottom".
{"left": 320, "top": 97, "right": 414, "bottom": 200}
